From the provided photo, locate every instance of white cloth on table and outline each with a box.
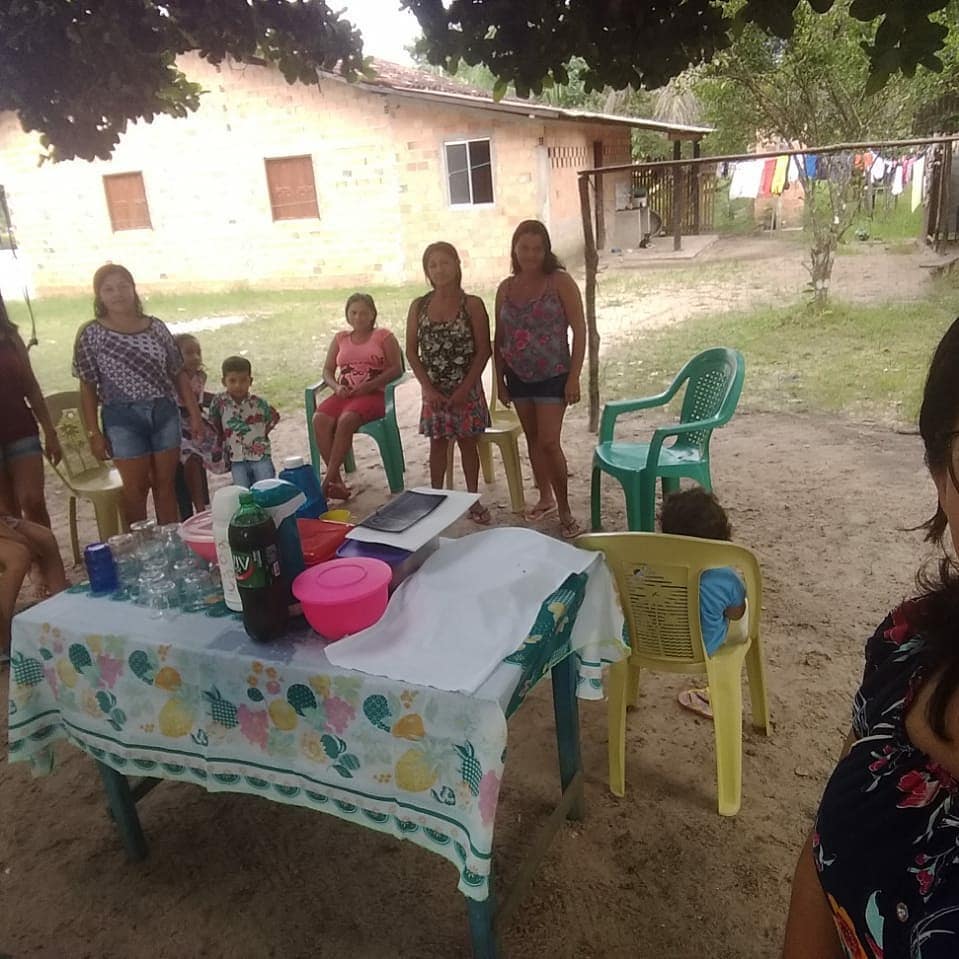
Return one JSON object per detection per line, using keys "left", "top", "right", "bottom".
{"left": 325, "top": 527, "right": 622, "bottom": 694}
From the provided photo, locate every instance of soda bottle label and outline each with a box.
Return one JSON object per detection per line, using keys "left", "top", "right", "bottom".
{"left": 233, "top": 544, "right": 281, "bottom": 590}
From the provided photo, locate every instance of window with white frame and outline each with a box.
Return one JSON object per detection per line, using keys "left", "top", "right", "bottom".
{"left": 444, "top": 138, "right": 494, "bottom": 206}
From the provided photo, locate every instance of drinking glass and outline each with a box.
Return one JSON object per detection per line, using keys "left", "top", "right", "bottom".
{"left": 130, "top": 519, "right": 157, "bottom": 551}
{"left": 108, "top": 533, "right": 140, "bottom": 592}
{"left": 143, "top": 578, "right": 179, "bottom": 620}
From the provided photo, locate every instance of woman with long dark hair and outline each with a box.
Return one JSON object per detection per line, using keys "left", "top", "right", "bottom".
{"left": 73, "top": 264, "right": 203, "bottom": 525}
{"left": 494, "top": 220, "right": 585, "bottom": 538}
{"left": 783, "top": 316, "right": 959, "bottom": 957}
{"left": 0, "top": 290, "right": 60, "bottom": 526}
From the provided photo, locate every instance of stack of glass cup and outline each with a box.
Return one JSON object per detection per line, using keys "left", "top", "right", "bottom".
{"left": 106, "top": 519, "right": 222, "bottom": 618}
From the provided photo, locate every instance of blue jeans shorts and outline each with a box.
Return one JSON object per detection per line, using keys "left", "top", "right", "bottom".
{"left": 231, "top": 458, "right": 276, "bottom": 488}
{"left": 101, "top": 397, "right": 181, "bottom": 460}
{"left": 504, "top": 368, "right": 568, "bottom": 405}
{"left": 0, "top": 433, "right": 42, "bottom": 466}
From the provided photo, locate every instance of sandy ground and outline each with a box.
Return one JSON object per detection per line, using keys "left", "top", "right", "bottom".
{"left": 0, "top": 236, "right": 939, "bottom": 958}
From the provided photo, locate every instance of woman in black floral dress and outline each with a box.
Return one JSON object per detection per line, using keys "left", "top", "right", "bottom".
{"left": 406, "top": 242, "right": 492, "bottom": 524}
{"left": 783, "top": 317, "right": 959, "bottom": 958}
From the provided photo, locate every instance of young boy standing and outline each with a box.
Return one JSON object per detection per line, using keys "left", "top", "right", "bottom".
{"left": 209, "top": 356, "right": 280, "bottom": 488}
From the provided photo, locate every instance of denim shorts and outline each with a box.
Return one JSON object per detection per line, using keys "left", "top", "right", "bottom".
{"left": 504, "top": 368, "right": 568, "bottom": 405}
{"left": 230, "top": 458, "right": 276, "bottom": 488}
{"left": 0, "top": 433, "right": 42, "bottom": 465}
{"left": 101, "top": 397, "right": 181, "bottom": 460}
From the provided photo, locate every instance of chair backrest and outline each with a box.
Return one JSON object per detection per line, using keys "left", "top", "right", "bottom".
{"left": 674, "top": 348, "right": 745, "bottom": 454}
{"left": 44, "top": 390, "right": 110, "bottom": 482}
{"left": 575, "top": 531, "right": 761, "bottom": 669}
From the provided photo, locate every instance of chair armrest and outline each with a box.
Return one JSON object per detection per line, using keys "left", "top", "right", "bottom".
{"left": 304, "top": 379, "right": 330, "bottom": 417}
{"left": 383, "top": 370, "right": 412, "bottom": 418}
{"left": 599, "top": 389, "right": 674, "bottom": 443}
{"left": 646, "top": 414, "right": 728, "bottom": 463}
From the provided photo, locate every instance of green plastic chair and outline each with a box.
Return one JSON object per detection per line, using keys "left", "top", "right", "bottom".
{"left": 305, "top": 353, "right": 410, "bottom": 495}
{"left": 591, "top": 348, "right": 745, "bottom": 532}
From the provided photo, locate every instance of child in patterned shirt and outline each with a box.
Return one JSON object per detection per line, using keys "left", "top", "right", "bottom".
{"left": 208, "top": 356, "right": 280, "bottom": 488}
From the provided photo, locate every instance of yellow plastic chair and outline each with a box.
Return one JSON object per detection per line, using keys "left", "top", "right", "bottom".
{"left": 575, "top": 531, "right": 770, "bottom": 816}
{"left": 44, "top": 391, "right": 125, "bottom": 565}
{"left": 444, "top": 361, "right": 526, "bottom": 513}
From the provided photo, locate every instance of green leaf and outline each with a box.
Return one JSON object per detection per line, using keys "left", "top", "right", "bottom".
{"left": 492, "top": 78, "right": 509, "bottom": 101}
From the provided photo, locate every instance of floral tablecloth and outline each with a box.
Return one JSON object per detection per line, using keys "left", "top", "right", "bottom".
{"left": 8, "top": 568, "right": 625, "bottom": 901}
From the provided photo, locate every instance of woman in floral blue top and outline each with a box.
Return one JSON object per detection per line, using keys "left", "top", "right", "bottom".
{"left": 783, "top": 317, "right": 959, "bottom": 958}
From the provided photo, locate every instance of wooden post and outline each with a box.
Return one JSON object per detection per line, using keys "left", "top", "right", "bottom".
{"left": 692, "top": 139, "right": 702, "bottom": 235}
{"left": 937, "top": 140, "right": 953, "bottom": 254}
{"left": 578, "top": 174, "right": 601, "bottom": 433}
{"left": 592, "top": 141, "right": 606, "bottom": 249}
{"left": 672, "top": 141, "right": 684, "bottom": 251}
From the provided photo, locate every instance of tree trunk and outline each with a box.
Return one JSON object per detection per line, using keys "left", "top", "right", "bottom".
{"left": 808, "top": 237, "right": 835, "bottom": 308}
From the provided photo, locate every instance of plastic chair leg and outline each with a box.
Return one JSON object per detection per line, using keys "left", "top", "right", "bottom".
{"left": 92, "top": 495, "right": 123, "bottom": 543}
{"left": 661, "top": 476, "right": 680, "bottom": 498}
{"left": 745, "top": 641, "right": 771, "bottom": 734}
{"left": 69, "top": 496, "right": 80, "bottom": 566}
{"left": 381, "top": 440, "right": 405, "bottom": 494}
{"left": 636, "top": 473, "right": 657, "bottom": 532}
{"left": 708, "top": 659, "right": 744, "bottom": 817}
{"left": 343, "top": 445, "right": 357, "bottom": 476}
{"left": 607, "top": 659, "right": 629, "bottom": 797}
{"left": 478, "top": 441, "right": 495, "bottom": 485}
{"left": 590, "top": 466, "right": 603, "bottom": 531}
{"left": 500, "top": 440, "right": 526, "bottom": 513}
{"left": 625, "top": 662, "right": 642, "bottom": 708}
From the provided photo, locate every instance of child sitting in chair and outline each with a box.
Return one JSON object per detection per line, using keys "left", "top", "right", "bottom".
{"left": 660, "top": 486, "right": 746, "bottom": 719}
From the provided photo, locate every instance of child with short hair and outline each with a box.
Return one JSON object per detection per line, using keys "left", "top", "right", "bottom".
{"left": 208, "top": 356, "right": 280, "bottom": 488}
{"left": 660, "top": 486, "right": 746, "bottom": 719}
{"left": 173, "top": 333, "right": 226, "bottom": 513}
{"left": 0, "top": 515, "right": 67, "bottom": 665}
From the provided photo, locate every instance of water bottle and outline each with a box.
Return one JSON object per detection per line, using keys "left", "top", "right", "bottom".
{"left": 278, "top": 455, "right": 327, "bottom": 519}
{"left": 252, "top": 478, "right": 307, "bottom": 601}
{"left": 212, "top": 485, "right": 247, "bottom": 612}
{"left": 228, "top": 492, "right": 289, "bottom": 642}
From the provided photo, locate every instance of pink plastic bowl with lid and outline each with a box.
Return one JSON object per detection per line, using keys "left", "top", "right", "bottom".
{"left": 292, "top": 557, "right": 392, "bottom": 640}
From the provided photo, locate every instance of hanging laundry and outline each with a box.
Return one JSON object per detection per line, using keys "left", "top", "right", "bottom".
{"left": 788, "top": 155, "right": 802, "bottom": 183}
{"left": 728, "top": 159, "right": 764, "bottom": 199}
{"left": 911, "top": 155, "right": 926, "bottom": 212}
{"left": 759, "top": 157, "right": 777, "bottom": 196}
{"left": 871, "top": 156, "right": 887, "bottom": 182}
{"left": 891, "top": 163, "right": 904, "bottom": 196}
{"left": 804, "top": 154, "right": 818, "bottom": 179}
{"left": 770, "top": 155, "right": 789, "bottom": 194}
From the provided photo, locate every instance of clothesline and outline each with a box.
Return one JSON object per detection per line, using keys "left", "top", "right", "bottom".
{"left": 579, "top": 134, "right": 959, "bottom": 177}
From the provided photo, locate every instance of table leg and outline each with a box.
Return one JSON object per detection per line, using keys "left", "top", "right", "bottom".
{"left": 467, "top": 886, "right": 498, "bottom": 959}
{"left": 95, "top": 760, "right": 148, "bottom": 861}
{"left": 550, "top": 654, "right": 584, "bottom": 821}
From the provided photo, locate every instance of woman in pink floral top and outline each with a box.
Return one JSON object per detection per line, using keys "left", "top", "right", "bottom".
{"left": 494, "top": 220, "right": 586, "bottom": 539}
{"left": 783, "top": 316, "right": 959, "bottom": 958}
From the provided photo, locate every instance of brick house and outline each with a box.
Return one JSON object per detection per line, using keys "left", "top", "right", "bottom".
{"left": 0, "top": 56, "right": 709, "bottom": 295}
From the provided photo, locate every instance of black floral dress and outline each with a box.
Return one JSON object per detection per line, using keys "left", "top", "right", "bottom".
{"left": 814, "top": 600, "right": 959, "bottom": 958}
{"left": 415, "top": 292, "right": 490, "bottom": 440}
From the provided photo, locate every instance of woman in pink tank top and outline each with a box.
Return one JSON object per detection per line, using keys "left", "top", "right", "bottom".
{"left": 494, "top": 220, "right": 586, "bottom": 539}
{"left": 313, "top": 293, "right": 403, "bottom": 501}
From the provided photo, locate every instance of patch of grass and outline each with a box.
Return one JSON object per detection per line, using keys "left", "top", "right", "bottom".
{"left": 4, "top": 283, "right": 493, "bottom": 413}
{"left": 601, "top": 274, "right": 959, "bottom": 424}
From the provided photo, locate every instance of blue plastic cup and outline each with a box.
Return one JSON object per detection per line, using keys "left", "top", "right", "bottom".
{"left": 84, "top": 543, "right": 119, "bottom": 595}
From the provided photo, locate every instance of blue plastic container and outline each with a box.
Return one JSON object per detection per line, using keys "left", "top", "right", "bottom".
{"left": 84, "top": 542, "right": 119, "bottom": 595}
{"left": 278, "top": 456, "right": 327, "bottom": 519}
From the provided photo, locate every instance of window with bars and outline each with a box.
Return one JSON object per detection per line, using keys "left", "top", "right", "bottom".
{"left": 264, "top": 155, "right": 319, "bottom": 221}
{"left": 103, "top": 173, "right": 152, "bottom": 231}
{"left": 444, "top": 139, "right": 494, "bottom": 206}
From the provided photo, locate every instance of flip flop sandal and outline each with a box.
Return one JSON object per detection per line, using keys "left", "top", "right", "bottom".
{"left": 468, "top": 502, "right": 492, "bottom": 526}
{"left": 677, "top": 687, "right": 713, "bottom": 720}
{"left": 524, "top": 502, "right": 558, "bottom": 522}
{"left": 560, "top": 516, "right": 584, "bottom": 540}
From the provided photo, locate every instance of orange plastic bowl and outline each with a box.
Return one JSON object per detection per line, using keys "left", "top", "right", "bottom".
{"left": 297, "top": 518, "right": 354, "bottom": 566}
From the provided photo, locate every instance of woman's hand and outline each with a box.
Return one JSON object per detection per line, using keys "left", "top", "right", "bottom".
{"left": 423, "top": 386, "right": 447, "bottom": 410}
{"left": 497, "top": 379, "right": 511, "bottom": 407}
{"left": 44, "top": 431, "right": 62, "bottom": 466}
{"left": 335, "top": 383, "right": 353, "bottom": 398}
{"left": 89, "top": 431, "right": 110, "bottom": 461}
{"left": 564, "top": 377, "right": 581, "bottom": 405}
{"left": 448, "top": 387, "right": 469, "bottom": 409}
